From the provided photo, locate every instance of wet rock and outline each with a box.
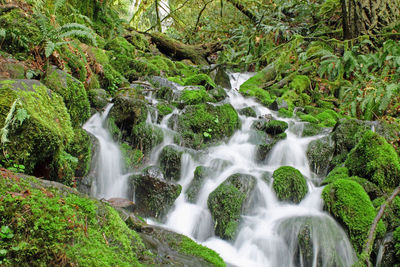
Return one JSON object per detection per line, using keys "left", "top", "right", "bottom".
{"left": 186, "top": 166, "right": 213, "bottom": 203}
{"left": 306, "top": 136, "right": 334, "bottom": 176}
{"left": 0, "top": 61, "right": 25, "bottom": 79}
{"left": 88, "top": 89, "right": 108, "bottom": 111}
{"left": 159, "top": 145, "right": 184, "bottom": 181}
{"left": 272, "top": 166, "right": 308, "bottom": 204}
{"left": 301, "top": 123, "right": 323, "bottom": 137}
{"left": 106, "top": 198, "right": 135, "bottom": 212}
{"left": 208, "top": 173, "right": 256, "bottom": 240}
{"left": 255, "top": 133, "right": 286, "bottom": 162}
{"left": 238, "top": 106, "right": 257, "bottom": 117}
{"left": 373, "top": 232, "right": 396, "bottom": 267}
{"left": 130, "top": 166, "right": 182, "bottom": 219}
{"left": 268, "top": 99, "right": 288, "bottom": 111}
{"left": 214, "top": 67, "right": 231, "bottom": 89}
{"left": 252, "top": 119, "right": 288, "bottom": 135}
{"left": 208, "top": 86, "right": 227, "bottom": 102}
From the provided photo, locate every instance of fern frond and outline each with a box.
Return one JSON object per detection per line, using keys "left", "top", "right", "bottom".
{"left": 54, "top": 0, "right": 66, "bottom": 13}
{"left": 379, "top": 83, "right": 399, "bottom": 112}
{"left": 59, "top": 30, "right": 97, "bottom": 46}
{"left": 45, "top": 41, "right": 55, "bottom": 57}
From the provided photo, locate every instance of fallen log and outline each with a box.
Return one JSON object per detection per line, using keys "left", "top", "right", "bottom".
{"left": 148, "top": 33, "right": 222, "bottom": 65}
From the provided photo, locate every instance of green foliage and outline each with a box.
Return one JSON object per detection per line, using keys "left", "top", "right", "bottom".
{"left": 184, "top": 74, "right": 216, "bottom": 90}
{"left": 179, "top": 88, "right": 213, "bottom": 105}
{"left": 179, "top": 236, "right": 226, "bottom": 267}
{"left": 345, "top": 131, "right": 400, "bottom": 190}
{"left": 272, "top": 166, "right": 308, "bottom": 203}
{"left": 0, "top": 173, "right": 146, "bottom": 266}
{"left": 322, "top": 179, "right": 386, "bottom": 254}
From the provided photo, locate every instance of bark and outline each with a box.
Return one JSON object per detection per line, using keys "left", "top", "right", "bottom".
{"left": 149, "top": 33, "right": 222, "bottom": 65}
{"left": 225, "top": 0, "right": 258, "bottom": 24}
{"left": 341, "top": 0, "right": 400, "bottom": 39}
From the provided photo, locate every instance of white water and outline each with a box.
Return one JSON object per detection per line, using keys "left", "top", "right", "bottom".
{"left": 83, "top": 104, "right": 129, "bottom": 199}
{"left": 86, "top": 73, "right": 357, "bottom": 266}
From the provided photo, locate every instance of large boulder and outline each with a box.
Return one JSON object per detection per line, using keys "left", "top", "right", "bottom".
{"left": 252, "top": 119, "right": 288, "bottom": 135}
{"left": 345, "top": 131, "right": 400, "bottom": 189}
{"left": 0, "top": 80, "right": 74, "bottom": 181}
{"left": 43, "top": 68, "right": 90, "bottom": 127}
{"left": 255, "top": 133, "right": 287, "bottom": 162}
{"left": 176, "top": 103, "right": 240, "bottom": 148}
{"left": 88, "top": 89, "right": 108, "bottom": 111}
{"left": 322, "top": 179, "right": 386, "bottom": 253}
{"left": 159, "top": 145, "right": 184, "bottom": 181}
{"left": 208, "top": 173, "right": 256, "bottom": 240}
{"left": 272, "top": 166, "right": 308, "bottom": 204}
{"left": 130, "top": 166, "right": 182, "bottom": 219}
{"left": 306, "top": 136, "right": 334, "bottom": 176}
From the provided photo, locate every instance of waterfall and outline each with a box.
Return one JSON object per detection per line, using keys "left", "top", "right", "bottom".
{"left": 85, "top": 73, "right": 357, "bottom": 266}
{"left": 83, "top": 104, "right": 129, "bottom": 199}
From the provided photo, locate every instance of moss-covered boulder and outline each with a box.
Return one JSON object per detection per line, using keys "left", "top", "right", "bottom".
{"left": 105, "top": 37, "right": 136, "bottom": 56}
{"left": 184, "top": 74, "right": 216, "bottom": 90}
{"left": 67, "top": 128, "right": 91, "bottom": 178}
{"left": 179, "top": 87, "right": 213, "bottom": 105}
{"left": 186, "top": 165, "right": 213, "bottom": 203}
{"left": 238, "top": 107, "right": 257, "bottom": 117}
{"left": 130, "top": 122, "right": 163, "bottom": 155}
{"left": 0, "top": 169, "right": 224, "bottom": 266}
{"left": 345, "top": 131, "right": 400, "bottom": 189}
{"left": 213, "top": 67, "right": 231, "bottom": 89}
{"left": 0, "top": 80, "right": 74, "bottom": 180}
{"left": 43, "top": 68, "right": 90, "bottom": 127}
{"left": 322, "top": 179, "right": 386, "bottom": 253}
{"left": 130, "top": 166, "right": 182, "bottom": 219}
{"left": 239, "top": 64, "right": 276, "bottom": 106}
{"left": 255, "top": 132, "right": 287, "bottom": 162}
{"left": 208, "top": 173, "right": 256, "bottom": 240}
{"left": 176, "top": 103, "right": 240, "bottom": 148}
{"left": 306, "top": 136, "right": 334, "bottom": 176}
{"left": 272, "top": 166, "right": 308, "bottom": 203}
{"left": 159, "top": 145, "right": 184, "bottom": 181}
{"left": 302, "top": 122, "right": 323, "bottom": 137}
{"left": 252, "top": 119, "right": 288, "bottom": 136}
{"left": 88, "top": 89, "right": 108, "bottom": 111}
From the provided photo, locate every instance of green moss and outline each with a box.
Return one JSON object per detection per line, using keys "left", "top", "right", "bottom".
{"left": 105, "top": 37, "right": 135, "bottom": 56}
{"left": 180, "top": 88, "right": 213, "bottom": 105}
{"left": 184, "top": 74, "right": 216, "bottom": 90}
{"left": 89, "top": 47, "right": 110, "bottom": 65}
{"left": 120, "top": 143, "right": 143, "bottom": 168}
{"left": 0, "top": 80, "right": 73, "bottom": 177}
{"left": 177, "top": 103, "right": 240, "bottom": 148}
{"left": 322, "top": 166, "right": 349, "bottom": 185}
{"left": 131, "top": 122, "right": 163, "bottom": 155}
{"left": 239, "top": 71, "right": 275, "bottom": 106}
{"left": 43, "top": 69, "right": 90, "bottom": 127}
{"left": 126, "top": 32, "right": 149, "bottom": 51}
{"left": 264, "top": 120, "right": 288, "bottom": 135}
{"left": 0, "top": 172, "right": 145, "bottom": 266}
{"left": 175, "top": 61, "right": 198, "bottom": 77}
{"left": 102, "top": 64, "right": 127, "bottom": 95}
{"left": 272, "top": 166, "right": 308, "bottom": 203}
{"left": 290, "top": 75, "right": 311, "bottom": 93}
{"left": 157, "top": 103, "right": 173, "bottom": 117}
{"left": 322, "top": 179, "right": 386, "bottom": 254}
{"left": 373, "top": 196, "right": 400, "bottom": 231}
{"left": 278, "top": 108, "right": 293, "bottom": 118}
{"left": 302, "top": 123, "right": 322, "bottom": 137}
{"left": 66, "top": 128, "right": 91, "bottom": 178}
{"left": 315, "top": 110, "right": 340, "bottom": 127}
{"left": 148, "top": 56, "right": 177, "bottom": 76}
{"left": 179, "top": 236, "right": 225, "bottom": 267}
{"left": 60, "top": 43, "right": 88, "bottom": 82}
{"left": 345, "top": 131, "right": 400, "bottom": 189}
{"left": 168, "top": 76, "right": 185, "bottom": 85}
{"left": 299, "top": 114, "right": 319, "bottom": 124}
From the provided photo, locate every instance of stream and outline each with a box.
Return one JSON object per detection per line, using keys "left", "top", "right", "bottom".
{"left": 83, "top": 73, "right": 357, "bottom": 266}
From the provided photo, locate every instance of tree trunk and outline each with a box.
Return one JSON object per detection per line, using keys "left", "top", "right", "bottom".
{"left": 225, "top": 0, "right": 258, "bottom": 24}
{"left": 148, "top": 33, "right": 222, "bottom": 65}
{"left": 341, "top": 0, "right": 400, "bottom": 39}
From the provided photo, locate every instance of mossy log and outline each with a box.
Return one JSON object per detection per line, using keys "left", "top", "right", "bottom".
{"left": 148, "top": 33, "right": 222, "bottom": 65}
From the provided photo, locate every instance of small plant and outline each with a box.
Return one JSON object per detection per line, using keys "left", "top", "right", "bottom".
{"left": 203, "top": 128, "right": 213, "bottom": 138}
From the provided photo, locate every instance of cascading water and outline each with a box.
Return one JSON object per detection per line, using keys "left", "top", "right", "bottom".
{"left": 142, "top": 73, "right": 357, "bottom": 266}
{"left": 86, "top": 73, "right": 357, "bottom": 266}
{"left": 83, "top": 104, "right": 129, "bottom": 199}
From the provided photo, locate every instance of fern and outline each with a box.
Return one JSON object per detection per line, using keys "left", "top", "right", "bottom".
{"left": 45, "top": 40, "right": 55, "bottom": 57}
{"left": 379, "top": 83, "right": 399, "bottom": 113}
{"left": 0, "top": 99, "right": 29, "bottom": 144}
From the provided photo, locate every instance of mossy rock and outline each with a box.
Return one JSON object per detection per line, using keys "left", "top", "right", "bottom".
{"left": 306, "top": 136, "right": 334, "bottom": 176}
{"left": 156, "top": 103, "right": 173, "bottom": 121}
{"left": 67, "top": 128, "right": 91, "bottom": 178}
{"left": 208, "top": 86, "right": 227, "bottom": 102}
{"left": 130, "top": 167, "right": 182, "bottom": 219}
{"left": 0, "top": 80, "right": 73, "bottom": 180}
{"left": 268, "top": 99, "right": 288, "bottom": 111}
{"left": 252, "top": 119, "right": 288, "bottom": 135}
{"left": 290, "top": 75, "right": 311, "bottom": 94}
{"left": 120, "top": 143, "right": 143, "bottom": 168}
{"left": 108, "top": 95, "right": 148, "bottom": 140}
{"left": 302, "top": 123, "right": 323, "bottom": 137}
{"left": 278, "top": 108, "right": 294, "bottom": 118}
{"left": 184, "top": 74, "right": 216, "bottom": 90}
{"left": 255, "top": 133, "right": 287, "bottom": 162}
{"left": 322, "top": 179, "right": 386, "bottom": 253}
{"left": 125, "top": 31, "right": 149, "bottom": 52}
{"left": 373, "top": 197, "right": 400, "bottom": 232}
{"left": 321, "top": 166, "right": 350, "bottom": 185}
{"left": 186, "top": 165, "right": 213, "bottom": 203}
{"left": 176, "top": 103, "right": 240, "bottom": 148}
{"left": 43, "top": 68, "right": 90, "bottom": 127}
{"left": 131, "top": 122, "right": 163, "bottom": 155}
{"left": 101, "top": 64, "right": 128, "bottom": 95}
{"left": 239, "top": 65, "right": 276, "bottom": 106}
{"left": 238, "top": 107, "right": 257, "bottom": 117}
{"left": 159, "top": 145, "right": 184, "bottom": 181}
{"left": 272, "top": 166, "right": 308, "bottom": 204}
{"left": 213, "top": 67, "right": 231, "bottom": 89}
{"left": 179, "top": 87, "right": 213, "bottom": 105}
{"left": 0, "top": 62, "right": 25, "bottom": 79}
{"left": 88, "top": 89, "right": 108, "bottom": 111}
{"left": 208, "top": 173, "right": 256, "bottom": 240}
{"left": 345, "top": 131, "right": 400, "bottom": 189}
